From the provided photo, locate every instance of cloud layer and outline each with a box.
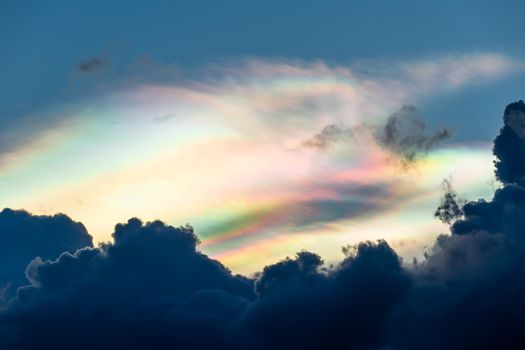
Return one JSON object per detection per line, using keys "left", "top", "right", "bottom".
{"left": 0, "top": 209, "right": 92, "bottom": 299}
{"left": 0, "top": 54, "right": 512, "bottom": 272}
{"left": 0, "top": 101, "right": 524, "bottom": 349}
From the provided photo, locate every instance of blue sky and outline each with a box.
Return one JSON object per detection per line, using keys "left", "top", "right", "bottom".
{"left": 1, "top": 0, "right": 524, "bottom": 142}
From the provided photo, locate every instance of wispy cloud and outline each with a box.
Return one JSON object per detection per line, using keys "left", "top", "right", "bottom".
{"left": 76, "top": 56, "right": 107, "bottom": 73}
{"left": 0, "top": 53, "right": 512, "bottom": 272}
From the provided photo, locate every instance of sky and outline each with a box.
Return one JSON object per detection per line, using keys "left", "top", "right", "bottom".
{"left": 1, "top": 0, "right": 525, "bottom": 274}
{"left": 4, "top": 2, "right": 525, "bottom": 349}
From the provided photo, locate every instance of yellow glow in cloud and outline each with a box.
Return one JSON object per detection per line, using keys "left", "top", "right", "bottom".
{"left": 0, "top": 54, "right": 512, "bottom": 273}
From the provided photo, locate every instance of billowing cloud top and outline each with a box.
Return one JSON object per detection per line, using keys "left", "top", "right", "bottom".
{"left": 0, "top": 209, "right": 92, "bottom": 294}
{"left": 493, "top": 100, "right": 525, "bottom": 184}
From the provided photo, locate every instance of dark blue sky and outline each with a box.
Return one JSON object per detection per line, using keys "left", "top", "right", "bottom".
{"left": 1, "top": 0, "right": 524, "bottom": 140}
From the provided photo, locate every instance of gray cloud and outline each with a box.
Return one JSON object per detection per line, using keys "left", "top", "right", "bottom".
{"left": 493, "top": 100, "right": 525, "bottom": 183}
{"left": 153, "top": 113, "right": 178, "bottom": 123}
{"left": 76, "top": 57, "right": 106, "bottom": 73}
{"left": 376, "top": 105, "right": 452, "bottom": 162}
{"left": 0, "top": 208, "right": 92, "bottom": 300}
{"left": 302, "top": 105, "right": 452, "bottom": 163}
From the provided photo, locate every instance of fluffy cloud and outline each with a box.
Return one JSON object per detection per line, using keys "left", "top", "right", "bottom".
{"left": 1, "top": 219, "right": 253, "bottom": 349}
{"left": 1, "top": 101, "right": 525, "bottom": 349}
{"left": 0, "top": 209, "right": 92, "bottom": 297}
{"left": 493, "top": 100, "right": 525, "bottom": 184}
{"left": 0, "top": 222, "right": 408, "bottom": 350}
{"left": 238, "top": 241, "right": 410, "bottom": 350}
{"left": 0, "top": 54, "right": 508, "bottom": 267}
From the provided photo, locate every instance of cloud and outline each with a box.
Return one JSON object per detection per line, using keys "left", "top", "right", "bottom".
{"left": 244, "top": 101, "right": 525, "bottom": 350}
{"left": 76, "top": 57, "right": 106, "bottom": 73}
{"left": 376, "top": 105, "right": 452, "bottom": 162}
{"left": 392, "top": 53, "right": 524, "bottom": 92}
{"left": 434, "top": 178, "right": 464, "bottom": 225}
{"left": 3, "top": 53, "right": 519, "bottom": 162}
{"left": 301, "top": 123, "right": 354, "bottom": 149}
{"left": 236, "top": 240, "right": 410, "bottom": 350}
{"left": 1, "top": 218, "right": 254, "bottom": 349}
{"left": 302, "top": 105, "right": 452, "bottom": 167}
{"left": 1, "top": 101, "right": 525, "bottom": 349}
{"left": 153, "top": 113, "right": 179, "bottom": 123}
{"left": 493, "top": 100, "right": 525, "bottom": 184}
{"left": 396, "top": 101, "right": 525, "bottom": 349}
{"left": 0, "top": 219, "right": 409, "bottom": 350}
{"left": 0, "top": 208, "right": 92, "bottom": 298}
{"left": 395, "top": 232, "right": 525, "bottom": 350}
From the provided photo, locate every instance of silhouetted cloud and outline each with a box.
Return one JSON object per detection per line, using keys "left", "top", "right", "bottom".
{"left": 396, "top": 101, "right": 525, "bottom": 349}
{"left": 376, "top": 105, "right": 452, "bottom": 162}
{"left": 302, "top": 105, "right": 451, "bottom": 165}
{"left": 493, "top": 100, "right": 525, "bottom": 184}
{"left": 238, "top": 241, "right": 410, "bottom": 350}
{"left": 1, "top": 218, "right": 254, "bottom": 349}
{"left": 0, "top": 208, "right": 92, "bottom": 298}
{"left": 76, "top": 57, "right": 106, "bottom": 73}
{"left": 434, "top": 178, "right": 464, "bottom": 225}
{"left": 1, "top": 101, "right": 525, "bottom": 349}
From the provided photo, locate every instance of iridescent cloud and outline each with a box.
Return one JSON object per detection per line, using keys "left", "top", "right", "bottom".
{"left": 0, "top": 53, "right": 517, "bottom": 273}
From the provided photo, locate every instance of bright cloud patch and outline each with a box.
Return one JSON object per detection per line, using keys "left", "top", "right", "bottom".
{"left": 0, "top": 53, "right": 516, "bottom": 273}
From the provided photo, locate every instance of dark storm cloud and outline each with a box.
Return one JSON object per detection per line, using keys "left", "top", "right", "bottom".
{"left": 1, "top": 218, "right": 254, "bottom": 349}
{"left": 0, "top": 209, "right": 92, "bottom": 297}
{"left": 493, "top": 100, "right": 525, "bottom": 184}
{"left": 0, "top": 227, "right": 409, "bottom": 350}
{"left": 1, "top": 101, "right": 525, "bottom": 349}
{"left": 394, "top": 101, "right": 525, "bottom": 349}
{"left": 376, "top": 105, "right": 452, "bottom": 162}
{"left": 393, "top": 231, "right": 525, "bottom": 350}
{"left": 76, "top": 57, "right": 106, "bottom": 73}
{"left": 238, "top": 241, "right": 410, "bottom": 350}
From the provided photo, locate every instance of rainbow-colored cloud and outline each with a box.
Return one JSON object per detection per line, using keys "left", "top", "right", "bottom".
{"left": 0, "top": 53, "right": 517, "bottom": 273}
